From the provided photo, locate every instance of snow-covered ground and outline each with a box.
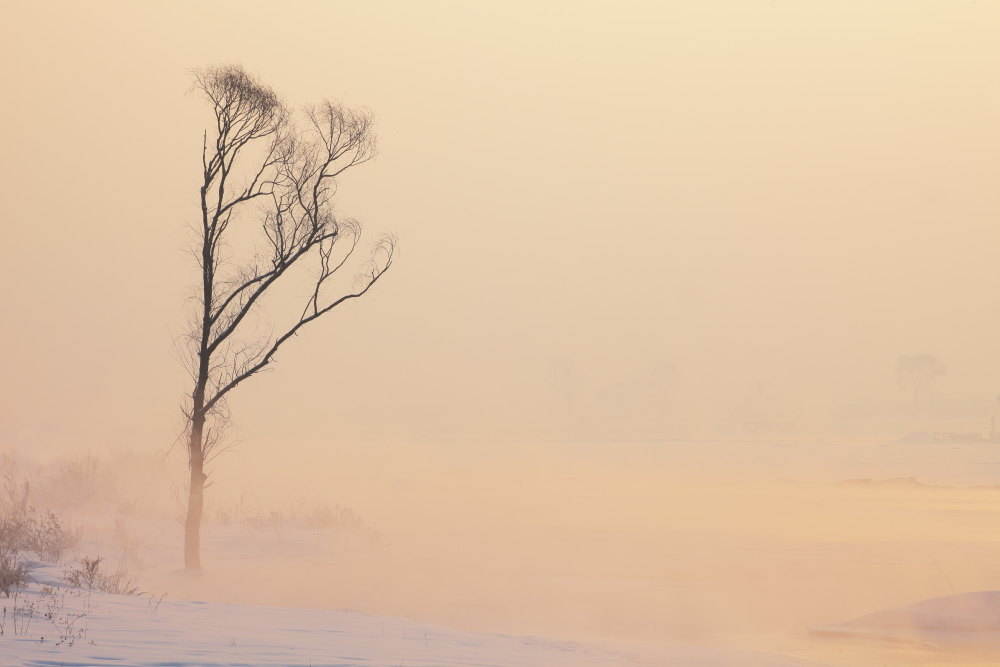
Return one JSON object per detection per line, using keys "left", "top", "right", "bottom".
{"left": 8, "top": 566, "right": 1000, "bottom": 666}
{"left": 2, "top": 564, "right": 823, "bottom": 667}
{"left": 813, "top": 590, "right": 1000, "bottom": 649}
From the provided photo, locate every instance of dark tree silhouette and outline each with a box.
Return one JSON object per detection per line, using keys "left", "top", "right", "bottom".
{"left": 180, "top": 65, "right": 393, "bottom": 569}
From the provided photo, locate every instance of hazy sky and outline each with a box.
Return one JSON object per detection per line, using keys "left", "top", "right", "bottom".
{"left": 3, "top": 1, "right": 1000, "bottom": 453}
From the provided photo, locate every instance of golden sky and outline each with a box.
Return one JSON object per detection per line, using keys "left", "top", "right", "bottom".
{"left": 3, "top": 0, "right": 999, "bottom": 450}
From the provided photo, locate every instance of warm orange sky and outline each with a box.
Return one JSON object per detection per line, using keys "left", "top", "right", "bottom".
{"left": 3, "top": 1, "right": 1000, "bottom": 452}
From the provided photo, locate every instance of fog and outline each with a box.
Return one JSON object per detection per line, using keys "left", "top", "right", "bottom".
{"left": 7, "top": 438, "right": 1000, "bottom": 663}
{"left": 3, "top": 1, "right": 1000, "bottom": 664}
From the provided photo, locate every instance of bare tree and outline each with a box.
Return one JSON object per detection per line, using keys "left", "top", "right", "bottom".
{"left": 180, "top": 65, "right": 393, "bottom": 569}
{"left": 895, "top": 353, "right": 947, "bottom": 408}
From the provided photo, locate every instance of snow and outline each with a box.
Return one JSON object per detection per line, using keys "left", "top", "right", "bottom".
{"left": 812, "top": 591, "right": 1000, "bottom": 650}
{"left": 1, "top": 564, "right": 826, "bottom": 667}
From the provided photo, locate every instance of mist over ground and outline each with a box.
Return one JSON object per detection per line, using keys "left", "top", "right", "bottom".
{"left": 6, "top": 436, "right": 1000, "bottom": 664}
{"left": 3, "top": 1, "right": 1000, "bottom": 665}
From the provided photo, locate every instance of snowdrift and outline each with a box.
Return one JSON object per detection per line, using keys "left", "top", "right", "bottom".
{"left": 1, "top": 564, "right": 822, "bottom": 667}
{"left": 812, "top": 590, "right": 1000, "bottom": 650}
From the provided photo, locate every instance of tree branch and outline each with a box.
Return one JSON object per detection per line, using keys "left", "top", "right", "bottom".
{"left": 202, "top": 236, "right": 394, "bottom": 415}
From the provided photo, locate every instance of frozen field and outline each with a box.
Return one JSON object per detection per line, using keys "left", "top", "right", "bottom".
{"left": 3, "top": 564, "right": 822, "bottom": 667}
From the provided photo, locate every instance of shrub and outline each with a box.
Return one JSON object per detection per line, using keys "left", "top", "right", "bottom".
{"left": 0, "top": 516, "right": 28, "bottom": 554}
{"left": 43, "top": 452, "right": 106, "bottom": 508}
{"left": 64, "top": 555, "right": 141, "bottom": 596}
{"left": 1, "top": 478, "right": 30, "bottom": 526}
{"left": 309, "top": 504, "right": 383, "bottom": 546}
{"left": 0, "top": 467, "right": 81, "bottom": 583}
{"left": 64, "top": 556, "right": 102, "bottom": 590}
{"left": 0, "top": 546, "right": 31, "bottom": 598}
{"left": 0, "top": 505, "right": 79, "bottom": 564}
{"left": 24, "top": 510, "right": 80, "bottom": 563}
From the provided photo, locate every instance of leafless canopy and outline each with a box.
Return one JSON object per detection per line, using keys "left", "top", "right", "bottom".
{"left": 183, "top": 64, "right": 394, "bottom": 462}
{"left": 895, "top": 353, "right": 947, "bottom": 404}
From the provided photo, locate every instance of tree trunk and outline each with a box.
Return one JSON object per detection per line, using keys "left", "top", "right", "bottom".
{"left": 184, "top": 414, "right": 207, "bottom": 569}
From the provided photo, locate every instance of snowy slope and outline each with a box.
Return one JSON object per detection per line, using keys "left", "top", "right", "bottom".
{"left": 811, "top": 591, "right": 1000, "bottom": 650}
{"left": 1, "top": 565, "right": 822, "bottom": 667}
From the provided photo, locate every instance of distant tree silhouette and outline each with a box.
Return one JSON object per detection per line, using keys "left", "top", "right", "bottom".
{"left": 895, "top": 354, "right": 947, "bottom": 408}
{"left": 179, "top": 65, "right": 393, "bottom": 569}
